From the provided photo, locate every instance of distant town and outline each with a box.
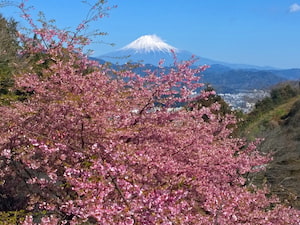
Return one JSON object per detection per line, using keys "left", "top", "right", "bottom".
{"left": 219, "top": 89, "right": 270, "bottom": 113}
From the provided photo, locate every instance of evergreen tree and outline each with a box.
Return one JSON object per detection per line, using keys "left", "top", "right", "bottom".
{"left": 0, "top": 14, "right": 19, "bottom": 96}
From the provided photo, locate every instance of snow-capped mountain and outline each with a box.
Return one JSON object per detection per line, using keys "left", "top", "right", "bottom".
{"left": 98, "top": 34, "right": 199, "bottom": 66}
{"left": 94, "top": 34, "right": 300, "bottom": 96}
{"left": 97, "top": 34, "right": 272, "bottom": 69}
{"left": 121, "top": 34, "right": 177, "bottom": 53}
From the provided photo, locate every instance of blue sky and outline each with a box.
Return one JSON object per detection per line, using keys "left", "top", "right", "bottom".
{"left": 1, "top": 0, "right": 300, "bottom": 69}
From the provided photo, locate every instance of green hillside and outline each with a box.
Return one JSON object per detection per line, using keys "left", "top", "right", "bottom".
{"left": 238, "top": 84, "right": 300, "bottom": 208}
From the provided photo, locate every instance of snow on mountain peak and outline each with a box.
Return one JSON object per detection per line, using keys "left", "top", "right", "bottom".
{"left": 121, "top": 34, "right": 178, "bottom": 53}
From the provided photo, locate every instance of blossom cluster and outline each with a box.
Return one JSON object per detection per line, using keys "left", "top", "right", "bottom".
{"left": 0, "top": 1, "right": 299, "bottom": 224}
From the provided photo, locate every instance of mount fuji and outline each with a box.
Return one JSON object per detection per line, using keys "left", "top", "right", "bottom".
{"left": 98, "top": 34, "right": 224, "bottom": 67}
{"left": 94, "top": 34, "right": 300, "bottom": 93}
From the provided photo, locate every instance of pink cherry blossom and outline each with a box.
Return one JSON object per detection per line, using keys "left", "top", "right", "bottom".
{"left": 0, "top": 1, "right": 299, "bottom": 224}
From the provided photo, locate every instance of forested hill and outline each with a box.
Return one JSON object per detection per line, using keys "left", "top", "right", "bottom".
{"left": 91, "top": 58, "right": 300, "bottom": 94}
{"left": 238, "top": 82, "right": 300, "bottom": 208}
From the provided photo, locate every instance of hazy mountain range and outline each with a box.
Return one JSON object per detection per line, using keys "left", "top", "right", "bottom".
{"left": 93, "top": 34, "right": 300, "bottom": 93}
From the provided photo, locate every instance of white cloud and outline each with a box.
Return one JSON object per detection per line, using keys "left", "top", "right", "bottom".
{"left": 289, "top": 3, "right": 300, "bottom": 13}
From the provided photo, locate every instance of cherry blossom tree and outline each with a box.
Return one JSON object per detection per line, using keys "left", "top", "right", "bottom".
{"left": 0, "top": 1, "right": 299, "bottom": 224}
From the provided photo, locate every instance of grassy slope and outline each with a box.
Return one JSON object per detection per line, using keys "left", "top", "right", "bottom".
{"left": 242, "top": 95, "right": 300, "bottom": 140}
{"left": 241, "top": 95, "right": 300, "bottom": 208}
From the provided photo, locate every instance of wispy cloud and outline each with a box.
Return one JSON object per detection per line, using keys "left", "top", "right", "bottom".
{"left": 289, "top": 3, "right": 300, "bottom": 13}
